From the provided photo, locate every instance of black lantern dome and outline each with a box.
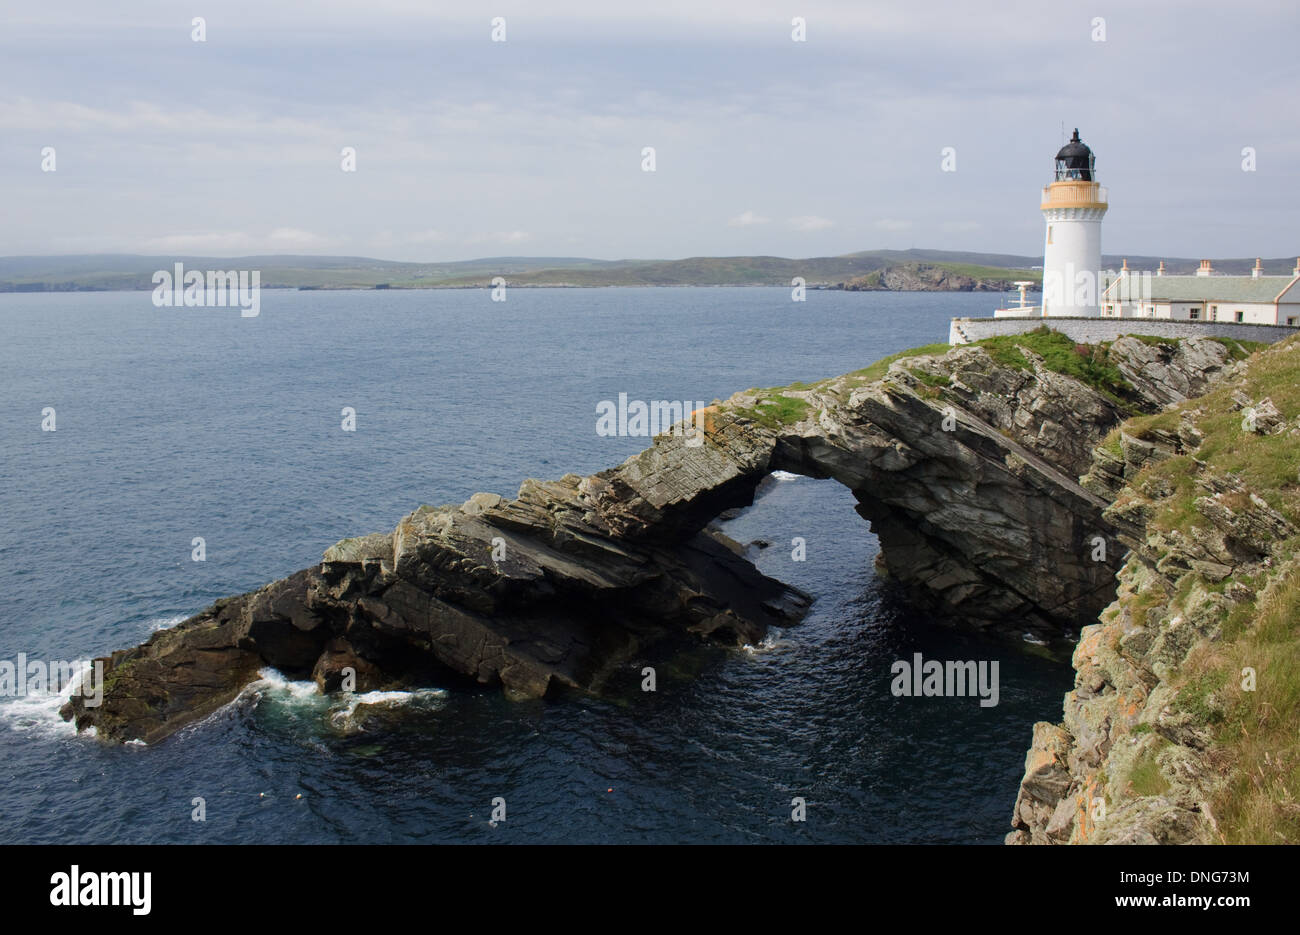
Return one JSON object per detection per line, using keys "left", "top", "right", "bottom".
{"left": 1054, "top": 128, "right": 1095, "bottom": 181}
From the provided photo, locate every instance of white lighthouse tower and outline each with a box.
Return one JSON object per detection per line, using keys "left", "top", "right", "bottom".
{"left": 1040, "top": 129, "right": 1108, "bottom": 317}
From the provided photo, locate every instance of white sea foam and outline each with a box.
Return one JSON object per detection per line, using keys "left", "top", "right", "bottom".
{"left": 336, "top": 687, "right": 447, "bottom": 715}
{"left": 355, "top": 689, "right": 442, "bottom": 706}
{"left": 741, "top": 632, "right": 790, "bottom": 655}
{"left": 0, "top": 659, "right": 93, "bottom": 740}
{"left": 145, "top": 614, "right": 187, "bottom": 633}
{"left": 4, "top": 659, "right": 450, "bottom": 743}
{"left": 246, "top": 668, "right": 448, "bottom": 733}
{"left": 248, "top": 667, "right": 322, "bottom": 703}
{"left": 770, "top": 470, "right": 801, "bottom": 481}
{"left": 328, "top": 687, "right": 449, "bottom": 731}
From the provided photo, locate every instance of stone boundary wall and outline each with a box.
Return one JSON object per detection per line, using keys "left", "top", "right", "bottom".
{"left": 948, "top": 316, "right": 1299, "bottom": 346}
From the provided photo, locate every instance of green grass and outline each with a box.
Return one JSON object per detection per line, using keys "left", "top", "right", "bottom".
{"left": 846, "top": 343, "right": 953, "bottom": 385}
{"left": 1208, "top": 337, "right": 1267, "bottom": 360}
{"left": 906, "top": 367, "right": 951, "bottom": 388}
{"left": 1127, "top": 581, "right": 1170, "bottom": 630}
{"left": 1098, "top": 429, "right": 1125, "bottom": 460}
{"left": 1176, "top": 666, "right": 1231, "bottom": 727}
{"left": 971, "top": 327, "right": 1137, "bottom": 409}
{"left": 1099, "top": 334, "right": 1300, "bottom": 842}
{"left": 1127, "top": 748, "right": 1171, "bottom": 797}
{"left": 733, "top": 394, "right": 811, "bottom": 430}
{"left": 929, "top": 262, "right": 1042, "bottom": 282}
{"left": 1122, "top": 407, "right": 1182, "bottom": 441}
{"left": 730, "top": 329, "right": 1283, "bottom": 460}
{"left": 737, "top": 327, "right": 1175, "bottom": 416}
{"left": 1126, "top": 339, "right": 1300, "bottom": 538}
{"left": 1181, "top": 563, "right": 1300, "bottom": 842}
{"left": 842, "top": 262, "right": 1040, "bottom": 291}
{"left": 840, "top": 271, "right": 883, "bottom": 290}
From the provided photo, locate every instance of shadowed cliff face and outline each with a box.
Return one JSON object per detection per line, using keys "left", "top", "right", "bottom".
{"left": 62, "top": 335, "right": 1241, "bottom": 745}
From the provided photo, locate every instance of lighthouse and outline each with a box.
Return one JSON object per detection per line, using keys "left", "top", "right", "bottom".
{"left": 1040, "top": 129, "right": 1108, "bottom": 317}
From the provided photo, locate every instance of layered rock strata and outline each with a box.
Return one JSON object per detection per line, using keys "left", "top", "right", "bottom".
{"left": 1009, "top": 366, "right": 1294, "bottom": 844}
{"left": 64, "top": 336, "right": 1240, "bottom": 744}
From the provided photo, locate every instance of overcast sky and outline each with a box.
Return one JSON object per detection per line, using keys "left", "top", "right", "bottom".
{"left": 2, "top": 0, "right": 1296, "bottom": 261}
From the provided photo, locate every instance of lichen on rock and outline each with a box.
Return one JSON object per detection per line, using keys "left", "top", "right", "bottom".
{"left": 1008, "top": 334, "right": 1300, "bottom": 844}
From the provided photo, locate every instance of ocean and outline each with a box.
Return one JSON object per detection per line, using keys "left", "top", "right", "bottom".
{"left": 0, "top": 286, "right": 1071, "bottom": 843}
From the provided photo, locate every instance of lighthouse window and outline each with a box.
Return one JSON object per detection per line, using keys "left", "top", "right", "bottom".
{"left": 1047, "top": 226, "right": 1053, "bottom": 245}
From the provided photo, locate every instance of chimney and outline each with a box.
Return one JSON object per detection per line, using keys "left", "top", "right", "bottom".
{"left": 1253, "top": 258, "right": 1263, "bottom": 279}
{"left": 1196, "top": 259, "right": 1213, "bottom": 277}
{"left": 1294, "top": 257, "right": 1300, "bottom": 277}
{"left": 1121, "top": 258, "right": 1129, "bottom": 272}
{"left": 1157, "top": 260, "right": 1165, "bottom": 277}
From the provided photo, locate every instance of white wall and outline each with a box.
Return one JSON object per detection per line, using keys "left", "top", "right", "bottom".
{"left": 1112, "top": 301, "right": 1160, "bottom": 318}
{"left": 1041, "top": 210, "right": 1104, "bottom": 317}
{"left": 993, "top": 306, "right": 1041, "bottom": 318}
{"left": 949, "top": 316, "right": 1299, "bottom": 346}
{"left": 1109, "top": 301, "right": 1278, "bottom": 324}
{"left": 1209, "top": 303, "right": 1277, "bottom": 324}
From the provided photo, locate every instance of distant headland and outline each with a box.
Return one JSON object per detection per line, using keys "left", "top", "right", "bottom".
{"left": 4, "top": 250, "right": 1298, "bottom": 294}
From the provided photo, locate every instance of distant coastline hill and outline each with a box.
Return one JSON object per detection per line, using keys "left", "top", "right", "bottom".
{"left": 1, "top": 250, "right": 1296, "bottom": 293}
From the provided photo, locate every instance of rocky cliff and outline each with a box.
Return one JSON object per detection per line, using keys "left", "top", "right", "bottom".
{"left": 64, "top": 331, "right": 1245, "bottom": 752}
{"left": 840, "top": 264, "right": 1033, "bottom": 292}
{"left": 1007, "top": 335, "right": 1300, "bottom": 844}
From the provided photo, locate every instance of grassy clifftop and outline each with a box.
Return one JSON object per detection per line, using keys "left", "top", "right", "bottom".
{"left": 725, "top": 326, "right": 1297, "bottom": 844}
{"left": 1098, "top": 336, "right": 1300, "bottom": 842}
{"left": 735, "top": 328, "right": 1263, "bottom": 429}
{"left": 999, "top": 332, "right": 1300, "bottom": 844}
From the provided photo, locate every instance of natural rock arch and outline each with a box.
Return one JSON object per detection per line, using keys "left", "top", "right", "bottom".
{"left": 64, "top": 336, "right": 1240, "bottom": 744}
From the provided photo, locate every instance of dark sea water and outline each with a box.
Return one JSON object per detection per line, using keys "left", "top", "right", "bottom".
{"left": 0, "top": 287, "right": 1071, "bottom": 844}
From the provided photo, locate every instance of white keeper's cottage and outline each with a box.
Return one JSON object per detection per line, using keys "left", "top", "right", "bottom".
{"left": 1101, "top": 257, "right": 1300, "bottom": 326}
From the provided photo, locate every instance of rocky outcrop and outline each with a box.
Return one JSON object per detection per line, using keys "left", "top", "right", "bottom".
{"left": 1107, "top": 335, "right": 1238, "bottom": 408}
{"left": 63, "top": 335, "right": 1241, "bottom": 745}
{"left": 1008, "top": 364, "right": 1297, "bottom": 845}
{"left": 841, "top": 264, "right": 1028, "bottom": 292}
